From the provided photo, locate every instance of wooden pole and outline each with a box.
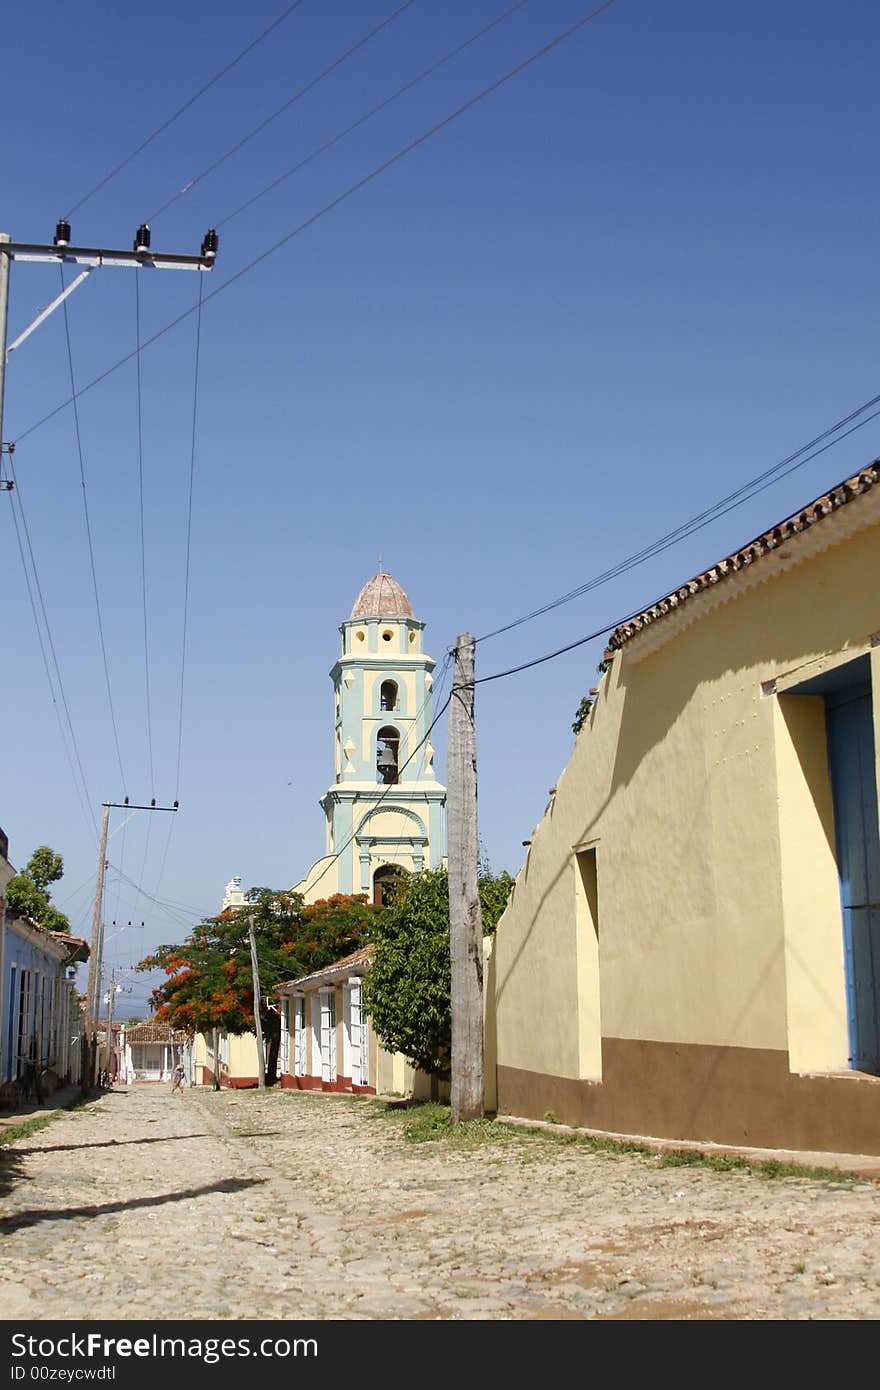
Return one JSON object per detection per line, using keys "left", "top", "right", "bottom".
{"left": 248, "top": 915, "right": 267, "bottom": 1090}
{"left": 84, "top": 801, "right": 110, "bottom": 1090}
{"left": 85, "top": 802, "right": 110, "bottom": 1037}
{"left": 448, "top": 632, "right": 484, "bottom": 1122}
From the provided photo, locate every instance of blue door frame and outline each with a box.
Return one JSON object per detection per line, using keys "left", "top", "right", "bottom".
{"left": 825, "top": 666, "right": 880, "bottom": 1073}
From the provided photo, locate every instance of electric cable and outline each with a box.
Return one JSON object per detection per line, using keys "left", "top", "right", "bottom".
{"left": 60, "top": 266, "right": 127, "bottom": 791}
{"left": 304, "top": 681, "right": 454, "bottom": 898}
{"left": 476, "top": 396, "right": 880, "bottom": 644}
{"left": 471, "top": 445, "right": 880, "bottom": 686}
{"left": 215, "top": 0, "right": 531, "bottom": 228}
{"left": 174, "top": 273, "right": 206, "bottom": 803}
{"left": 5, "top": 454, "right": 99, "bottom": 839}
{"left": 382, "top": 647, "right": 452, "bottom": 858}
{"left": 64, "top": 1, "right": 308, "bottom": 217}
{"left": 15, "top": 0, "right": 620, "bottom": 448}
{"left": 134, "top": 274, "right": 156, "bottom": 796}
{"left": 4, "top": 460, "right": 98, "bottom": 840}
{"left": 146, "top": 0, "right": 419, "bottom": 223}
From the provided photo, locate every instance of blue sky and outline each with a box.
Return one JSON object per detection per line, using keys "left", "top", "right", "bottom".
{"left": 3, "top": 0, "right": 879, "bottom": 1015}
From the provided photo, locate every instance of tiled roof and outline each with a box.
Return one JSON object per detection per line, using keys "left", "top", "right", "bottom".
{"left": 607, "top": 463, "right": 880, "bottom": 652}
{"left": 56, "top": 933, "right": 90, "bottom": 963}
{"left": 350, "top": 573, "right": 415, "bottom": 620}
{"left": 122, "top": 1020, "right": 187, "bottom": 1043}
{"left": 279, "top": 944, "right": 374, "bottom": 991}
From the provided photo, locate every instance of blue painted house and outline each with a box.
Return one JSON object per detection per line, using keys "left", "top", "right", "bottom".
{"left": 0, "top": 826, "right": 89, "bottom": 1102}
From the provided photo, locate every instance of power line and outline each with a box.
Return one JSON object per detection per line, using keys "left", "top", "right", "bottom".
{"left": 109, "top": 862, "right": 211, "bottom": 925}
{"left": 383, "top": 648, "right": 452, "bottom": 849}
{"left": 175, "top": 274, "right": 205, "bottom": 801}
{"left": 60, "top": 266, "right": 127, "bottom": 790}
{"left": 151, "top": 815, "right": 177, "bottom": 906}
{"left": 3, "top": 459, "right": 97, "bottom": 840}
{"left": 475, "top": 394, "right": 880, "bottom": 644}
{"left": 472, "top": 446, "right": 880, "bottom": 687}
{"left": 215, "top": 0, "right": 534, "bottom": 229}
{"left": 64, "top": 0, "right": 308, "bottom": 217}
{"left": 15, "top": 0, "right": 620, "bottom": 448}
{"left": 147, "top": 0, "right": 419, "bottom": 224}
{"left": 134, "top": 275, "right": 155, "bottom": 796}
{"left": 5, "top": 454, "right": 98, "bottom": 839}
{"left": 304, "top": 682, "right": 454, "bottom": 899}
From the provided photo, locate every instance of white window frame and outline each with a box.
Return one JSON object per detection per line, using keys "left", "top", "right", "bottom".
{"left": 342, "top": 984, "right": 353, "bottom": 1079}
{"left": 319, "top": 987, "right": 337, "bottom": 1084}
{"left": 310, "top": 994, "right": 322, "bottom": 1078}
{"left": 293, "top": 994, "right": 306, "bottom": 1077}
{"left": 349, "top": 979, "right": 368, "bottom": 1087}
{"left": 279, "top": 998, "right": 290, "bottom": 1076}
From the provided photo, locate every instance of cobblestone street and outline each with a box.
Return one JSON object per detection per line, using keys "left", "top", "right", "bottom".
{"left": 2, "top": 1084, "right": 879, "bottom": 1320}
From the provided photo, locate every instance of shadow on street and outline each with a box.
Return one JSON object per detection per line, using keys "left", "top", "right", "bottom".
{"left": 10, "top": 1134, "right": 210, "bottom": 1156}
{"left": 0, "top": 1176, "right": 266, "bottom": 1235}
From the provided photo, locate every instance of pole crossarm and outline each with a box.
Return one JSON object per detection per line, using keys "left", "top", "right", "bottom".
{"left": 106, "top": 801, "right": 179, "bottom": 812}
{"left": 0, "top": 242, "right": 215, "bottom": 272}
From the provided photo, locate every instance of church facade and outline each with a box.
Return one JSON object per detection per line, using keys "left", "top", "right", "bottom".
{"left": 295, "top": 572, "right": 446, "bottom": 905}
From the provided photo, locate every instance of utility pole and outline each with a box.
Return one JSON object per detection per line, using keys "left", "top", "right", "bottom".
{"left": 247, "top": 915, "right": 267, "bottom": 1090}
{"left": 2, "top": 221, "right": 214, "bottom": 1090}
{"left": 448, "top": 633, "right": 484, "bottom": 1122}
{"left": 85, "top": 799, "right": 178, "bottom": 1089}
{"left": 1, "top": 220, "right": 216, "bottom": 477}
{"left": 102, "top": 969, "right": 117, "bottom": 1081}
{"left": 0, "top": 233, "right": 10, "bottom": 456}
{"left": 86, "top": 802, "right": 110, "bottom": 1043}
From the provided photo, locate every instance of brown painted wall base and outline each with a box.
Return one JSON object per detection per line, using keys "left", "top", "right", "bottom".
{"left": 279, "top": 1072, "right": 375, "bottom": 1095}
{"left": 497, "top": 1037, "right": 880, "bottom": 1155}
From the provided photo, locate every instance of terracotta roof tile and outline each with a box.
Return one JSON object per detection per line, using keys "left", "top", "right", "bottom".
{"left": 278, "top": 944, "right": 374, "bottom": 991}
{"left": 122, "top": 1021, "right": 187, "bottom": 1043}
{"left": 607, "top": 462, "right": 880, "bottom": 652}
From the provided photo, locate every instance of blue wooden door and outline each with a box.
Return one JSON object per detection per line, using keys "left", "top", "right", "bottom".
{"left": 826, "top": 684, "right": 880, "bottom": 1073}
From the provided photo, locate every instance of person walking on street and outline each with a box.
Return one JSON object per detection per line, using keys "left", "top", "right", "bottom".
{"left": 171, "top": 1062, "right": 185, "bottom": 1092}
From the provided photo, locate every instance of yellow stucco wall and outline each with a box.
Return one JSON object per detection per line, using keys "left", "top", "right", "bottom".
{"left": 495, "top": 513, "right": 880, "bottom": 1081}
{"left": 295, "top": 855, "right": 340, "bottom": 905}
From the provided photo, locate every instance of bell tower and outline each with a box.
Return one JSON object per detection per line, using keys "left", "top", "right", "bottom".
{"left": 297, "top": 573, "right": 446, "bottom": 904}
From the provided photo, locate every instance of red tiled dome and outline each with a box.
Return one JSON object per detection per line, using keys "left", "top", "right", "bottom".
{"left": 350, "top": 572, "right": 415, "bottom": 620}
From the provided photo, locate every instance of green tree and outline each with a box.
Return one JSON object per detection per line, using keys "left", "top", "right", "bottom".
{"left": 6, "top": 845, "right": 70, "bottom": 934}
{"left": 137, "top": 889, "right": 378, "bottom": 1083}
{"left": 362, "top": 865, "right": 514, "bottom": 1080}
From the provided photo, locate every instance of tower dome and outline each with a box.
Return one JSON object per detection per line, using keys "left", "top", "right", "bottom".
{"left": 350, "top": 572, "right": 415, "bottom": 621}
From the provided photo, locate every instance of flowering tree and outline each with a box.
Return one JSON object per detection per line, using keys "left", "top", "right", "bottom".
{"left": 137, "top": 890, "right": 379, "bottom": 1083}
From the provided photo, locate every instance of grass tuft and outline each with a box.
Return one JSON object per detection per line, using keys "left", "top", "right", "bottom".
{"left": 369, "top": 1101, "right": 856, "bottom": 1182}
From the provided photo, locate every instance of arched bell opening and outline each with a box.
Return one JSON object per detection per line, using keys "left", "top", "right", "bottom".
{"left": 373, "top": 863, "right": 405, "bottom": 907}
{"left": 380, "top": 680, "right": 399, "bottom": 712}
{"left": 376, "top": 726, "right": 400, "bottom": 785}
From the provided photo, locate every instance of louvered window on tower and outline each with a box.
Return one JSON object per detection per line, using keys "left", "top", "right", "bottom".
{"left": 376, "top": 727, "right": 400, "bottom": 785}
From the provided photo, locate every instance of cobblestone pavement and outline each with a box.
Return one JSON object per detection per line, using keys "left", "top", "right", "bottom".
{"left": 2, "top": 1084, "right": 879, "bottom": 1320}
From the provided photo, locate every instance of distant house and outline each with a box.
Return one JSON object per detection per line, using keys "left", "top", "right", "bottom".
{"left": 492, "top": 463, "right": 880, "bottom": 1155}
{"left": 93, "top": 1020, "right": 124, "bottom": 1078}
{"left": 120, "top": 1020, "right": 186, "bottom": 1083}
{"left": 277, "top": 946, "right": 440, "bottom": 1099}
